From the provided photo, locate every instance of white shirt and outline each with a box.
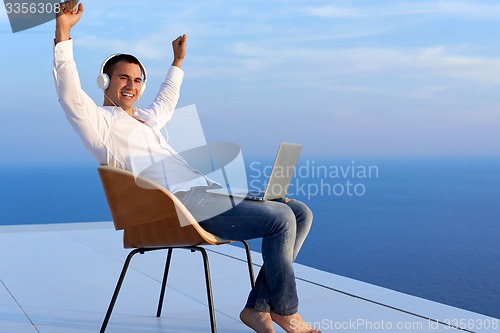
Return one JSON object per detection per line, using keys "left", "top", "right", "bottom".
{"left": 53, "top": 39, "right": 215, "bottom": 193}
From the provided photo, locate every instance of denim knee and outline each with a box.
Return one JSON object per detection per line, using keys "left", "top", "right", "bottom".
{"left": 287, "top": 200, "right": 313, "bottom": 232}
{"left": 266, "top": 205, "right": 297, "bottom": 237}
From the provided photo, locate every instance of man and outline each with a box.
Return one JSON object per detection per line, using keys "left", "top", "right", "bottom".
{"left": 53, "top": 2, "right": 319, "bottom": 333}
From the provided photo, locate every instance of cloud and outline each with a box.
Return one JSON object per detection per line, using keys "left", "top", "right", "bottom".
{"left": 302, "top": 5, "right": 363, "bottom": 18}
{"left": 303, "top": 1, "right": 500, "bottom": 19}
{"left": 222, "top": 42, "right": 500, "bottom": 88}
{"left": 69, "top": 0, "right": 500, "bottom": 95}
{"left": 414, "top": 46, "right": 500, "bottom": 85}
{"left": 76, "top": 35, "right": 165, "bottom": 61}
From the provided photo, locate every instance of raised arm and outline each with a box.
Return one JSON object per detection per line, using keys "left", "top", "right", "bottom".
{"left": 172, "top": 34, "right": 187, "bottom": 68}
{"left": 137, "top": 35, "right": 186, "bottom": 127}
{"left": 55, "top": 0, "right": 84, "bottom": 44}
{"left": 53, "top": 1, "right": 113, "bottom": 164}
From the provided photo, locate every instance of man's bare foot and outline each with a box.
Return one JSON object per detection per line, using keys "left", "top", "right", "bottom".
{"left": 270, "top": 312, "right": 321, "bottom": 333}
{"left": 240, "top": 308, "right": 275, "bottom": 333}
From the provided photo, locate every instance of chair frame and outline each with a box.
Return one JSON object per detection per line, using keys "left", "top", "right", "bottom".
{"left": 97, "top": 165, "right": 255, "bottom": 333}
{"left": 100, "top": 243, "right": 255, "bottom": 333}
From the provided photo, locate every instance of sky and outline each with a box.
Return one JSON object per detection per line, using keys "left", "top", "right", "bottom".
{"left": 1, "top": 0, "right": 500, "bottom": 166}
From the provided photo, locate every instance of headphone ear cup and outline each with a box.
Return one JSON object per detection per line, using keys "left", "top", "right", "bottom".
{"left": 139, "top": 82, "right": 146, "bottom": 97}
{"left": 97, "top": 73, "right": 110, "bottom": 90}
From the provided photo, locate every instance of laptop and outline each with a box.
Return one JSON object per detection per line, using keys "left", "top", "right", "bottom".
{"left": 207, "top": 143, "right": 302, "bottom": 201}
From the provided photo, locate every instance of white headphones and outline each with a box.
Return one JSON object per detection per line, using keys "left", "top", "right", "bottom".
{"left": 96, "top": 53, "right": 148, "bottom": 97}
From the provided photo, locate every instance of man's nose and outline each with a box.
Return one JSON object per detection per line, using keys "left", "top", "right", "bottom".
{"left": 126, "top": 79, "right": 134, "bottom": 89}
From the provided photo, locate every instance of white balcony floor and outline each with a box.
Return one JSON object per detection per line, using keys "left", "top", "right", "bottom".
{"left": 0, "top": 222, "right": 497, "bottom": 333}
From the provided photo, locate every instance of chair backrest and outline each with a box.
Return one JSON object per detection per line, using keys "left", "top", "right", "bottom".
{"left": 98, "top": 165, "right": 228, "bottom": 248}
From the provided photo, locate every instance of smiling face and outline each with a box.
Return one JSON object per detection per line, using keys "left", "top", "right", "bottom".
{"left": 103, "top": 61, "right": 143, "bottom": 115}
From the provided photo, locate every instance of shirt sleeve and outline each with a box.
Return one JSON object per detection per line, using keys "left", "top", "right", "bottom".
{"left": 53, "top": 39, "right": 110, "bottom": 163}
{"left": 136, "top": 65, "right": 184, "bottom": 129}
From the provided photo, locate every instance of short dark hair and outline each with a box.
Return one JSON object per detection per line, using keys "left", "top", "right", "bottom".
{"left": 103, "top": 54, "right": 145, "bottom": 79}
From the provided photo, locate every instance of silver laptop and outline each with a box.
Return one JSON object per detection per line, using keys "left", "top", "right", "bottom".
{"left": 208, "top": 143, "right": 302, "bottom": 201}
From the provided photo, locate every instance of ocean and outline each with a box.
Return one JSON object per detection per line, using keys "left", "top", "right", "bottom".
{"left": 1, "top": 157, "right": 499, "bottom": 319}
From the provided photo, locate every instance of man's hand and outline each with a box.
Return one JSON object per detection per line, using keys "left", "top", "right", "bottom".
{"left": 172, "top": 34, "right": 187, "bottom": 68}
{"left": 55, "top": 0, "right": 84, "bottom": 44}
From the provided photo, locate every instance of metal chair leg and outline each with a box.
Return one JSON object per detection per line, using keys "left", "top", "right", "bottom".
{"left": 100, "top": 248, "right": 143, "bottom": 333}
{"left": 156, "top": 248, "right": 173, "bottom": 317}
{"left": 240, "top": 240, "right": 255, "bottom": 288}
{"left": 156, "top": 246, "right": 217, "bottom": 332}
{"left": 191, "top": 246, "right": 216, "bottom": 333}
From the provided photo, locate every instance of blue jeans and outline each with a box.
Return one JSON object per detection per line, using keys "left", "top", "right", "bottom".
{"left": 175, "top": 188, "right": 313, "bottom": 316}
